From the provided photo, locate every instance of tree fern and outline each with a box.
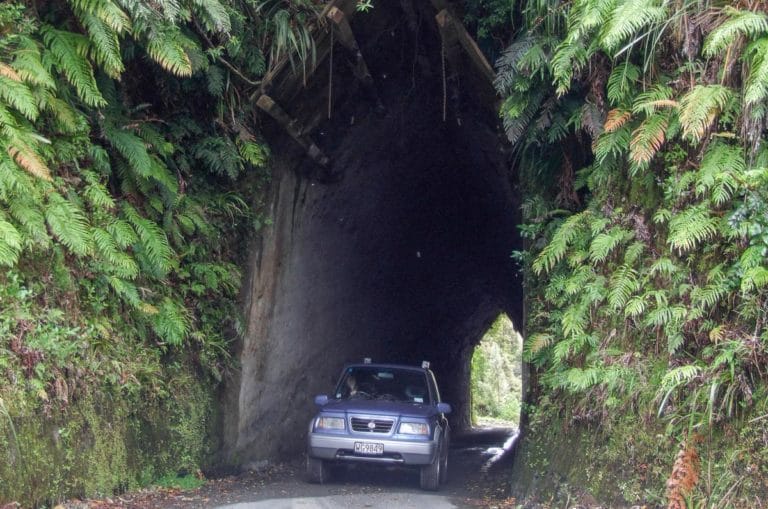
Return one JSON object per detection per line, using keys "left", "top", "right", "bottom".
{"left": 41, "top": 26, "right": 106, "bottom": 107}
{"left": 702, "top": 7, "right": 768, "bottom": 58}
{"left": 678, "top": 85, "right": 733, "bottom": 143}
{"left": 599, "top": 0, "right": 666, "bottom": 54}
{"left": 45, "top": 193, "right": 91, "bottom": 256}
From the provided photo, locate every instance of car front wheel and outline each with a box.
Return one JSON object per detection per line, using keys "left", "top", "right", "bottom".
{"left": 306, "top": 456, "right": 329, "bottom": 484}
{"left": 419, "top": 448, "right": 441, "bottom": 490}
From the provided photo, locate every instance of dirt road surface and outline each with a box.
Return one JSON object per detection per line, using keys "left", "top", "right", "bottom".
{"left": 64, "top": 427, "right": 519, "bottom": 509}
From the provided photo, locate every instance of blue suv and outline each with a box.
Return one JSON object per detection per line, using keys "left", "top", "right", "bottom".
{"left": 306, "top": 360, "right": 452, "bottom": 490}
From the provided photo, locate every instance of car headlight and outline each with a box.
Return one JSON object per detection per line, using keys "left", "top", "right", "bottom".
{"left": 316, "top": 416, "right": 345, "bottom": 430}
{"left": 399, "top": 422, "right": 429, "bottom": 435}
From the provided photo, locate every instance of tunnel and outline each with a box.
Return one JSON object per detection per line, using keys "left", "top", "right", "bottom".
{"left": 221, "top": 0, "right": 523, "bottom": 464}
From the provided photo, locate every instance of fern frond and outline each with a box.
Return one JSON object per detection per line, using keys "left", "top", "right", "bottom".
{"left": 106, "top": 124, "right": 152, "bottom": 177}
{"left": 7, "top": 141, "right": 52, "bottom": 181}
{"left": 525, "top": 333, "right": 555, "bottom": 358}
{"left": 146, "top": 25, "right": 194, "bottom": 77}
{"left": 93, "top": 227, "right": 139, "bottom": 278}
{"left": 741, "top": 266, "right": 768, "bottom": 292}
{"left": 494, "top": 35, "right": 536, "bottom": 95}
{"left": 594, "top": 123, "right": 631, "bottom": 163}
{"left": 603, "top": 108, "right": 631, "bottom": 132}
{"left": 744, "top": 37, "right": 768, "bottom": 106}
{"left": 237, "top": 139, "right": 268, "bottom": 167}
{"left": 11, "top": 37, "right": 56, "bottom": 89}
{"left": 533, "top": 212, "right": 590, "bottom": 274}
{"left": 632, "top": 84, "right": 676, "bottom": 115}
{"left": 589, "top": 227, "right": 631, "bottom": 263}
{"left": 0, "top": 76, "right": 38, "bottom": 120}
{"left": 122, "top": 203, "right": 174, "bottom": 275}
{"left": 152, "top": 297, "right": 191, "bottom": 345}
{"left": 0, "top": 216, "right": 22, "bottom": 267}
{"left": 679, "top": 85, "right": 733, "bottom": 143}
{"left": 9, "top": 198, "right": 48, "bottom": 246}
{"left": 599, "top": 0, "right": 666, "bottom": 53}
{"left": 608, "top": 264, "right": 639, "bottom": 309}
{"left": 192, "top": 0, "right": 231, "bottom": 33}
{"left": 45, "top": 193, "right": 91, "bottom": 256}
{"left": 194, "top": 136, "right": 242, "bottom": 178}
{"left": 83, "top": 171, "right": 117, "bottom": 210}
{"left": 624, "top": 294, "right": 648, "bottom": 317}
{"left": 695, "top": 143, "right": 744, "bottom": 206}
{"left": 77, "top": 10, "right": 124, "bottom": 78}
{"left": 607, "top": 61, "right": 640, "bottom": 105}
{"left": 667, "top": 206, "right": 719, "bottom": 253}
{"left": 41, "top": 26, "right": 106, "bottom": 107}
{"left": 106, "top": 218, "right": 138, "bottom": 248}
{"left": 630, "top": 111, "right": 669, "bottom": 165}
{"left": 702, "top": 7, "right": 768, "bottom": 58}
{"left": 552, "top": 39, "right": 588, "bottom": 96}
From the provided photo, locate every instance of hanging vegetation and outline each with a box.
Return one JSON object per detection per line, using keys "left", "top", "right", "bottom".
{"left": 0, "top": 0, "right": 324, "bottom": 505}
{"left": 498, "top": 0, "right": 768, "bottom": 505}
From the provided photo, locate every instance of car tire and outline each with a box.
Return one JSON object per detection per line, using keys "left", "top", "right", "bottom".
{"left": 306, "top": 456, "right": 329, "bottom": 484}
{"left": 419, "top": 449, "right": 441, "bottom": 491}
{"left": 439, "top": 446, "right": 448, "bottom": 484}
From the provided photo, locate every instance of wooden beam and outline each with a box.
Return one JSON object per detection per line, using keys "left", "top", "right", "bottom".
{"left": 256, "top": 95, "right": 330, "bottom": 167}
{"left": 326, "top": 6, "right": 374, "bottom": 86}
{"left": 435, "top": 9, "right": 496, "bottom": 86}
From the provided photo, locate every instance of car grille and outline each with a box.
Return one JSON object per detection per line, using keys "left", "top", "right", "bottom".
{"left": 350, "top": 417, "right": 394, "bottom": 433}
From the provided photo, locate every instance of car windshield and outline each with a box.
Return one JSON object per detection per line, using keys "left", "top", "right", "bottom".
{"left": 334, "top": 367, "right": 430, "bottom": 404}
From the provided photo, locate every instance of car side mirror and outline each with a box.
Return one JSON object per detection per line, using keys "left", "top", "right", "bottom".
{"left": 314, "top": 394, "right": 329, "bottom": 406}
{"left": 437, "top": 402, "right": 452, "bottom": 414}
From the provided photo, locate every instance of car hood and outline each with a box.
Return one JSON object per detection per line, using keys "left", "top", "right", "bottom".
{"left": 320, "top": 400, "right": 437, "bottom": 418}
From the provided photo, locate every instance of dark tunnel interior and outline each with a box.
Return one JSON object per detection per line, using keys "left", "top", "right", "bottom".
{"left": 232, "top": 1, "right": 524, "bottom": 460}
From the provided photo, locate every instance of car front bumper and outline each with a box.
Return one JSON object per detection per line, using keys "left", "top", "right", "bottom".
{"left": 308, "top": 433, "right": 438, "bottom": 465}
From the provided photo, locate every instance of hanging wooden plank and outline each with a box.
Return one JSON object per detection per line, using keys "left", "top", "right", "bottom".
{"left": 256, "top": 95, "right": 330, "bottom": 167}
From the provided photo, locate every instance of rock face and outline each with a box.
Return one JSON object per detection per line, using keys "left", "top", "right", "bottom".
{"left": 222, "top": 1, "right": 523, "bottom": 464}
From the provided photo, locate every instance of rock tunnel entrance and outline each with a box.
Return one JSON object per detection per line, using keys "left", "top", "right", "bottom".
{"left": 223, "top": 0, "right": 523, "bottom": 465}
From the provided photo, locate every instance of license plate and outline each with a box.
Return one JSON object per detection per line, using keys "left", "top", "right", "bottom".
{"left": 354, "top": 441, "right": 384, "bottom": 455}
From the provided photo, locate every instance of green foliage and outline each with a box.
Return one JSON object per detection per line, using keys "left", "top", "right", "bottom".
{"left": 0, "top": 0, "right": 284, "bottom": 504}
{"left": 503, "top": 4, "right": 768, "bottom": 501}
{"left": 471, "top": 314, "right": 523, "bottom": 425}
